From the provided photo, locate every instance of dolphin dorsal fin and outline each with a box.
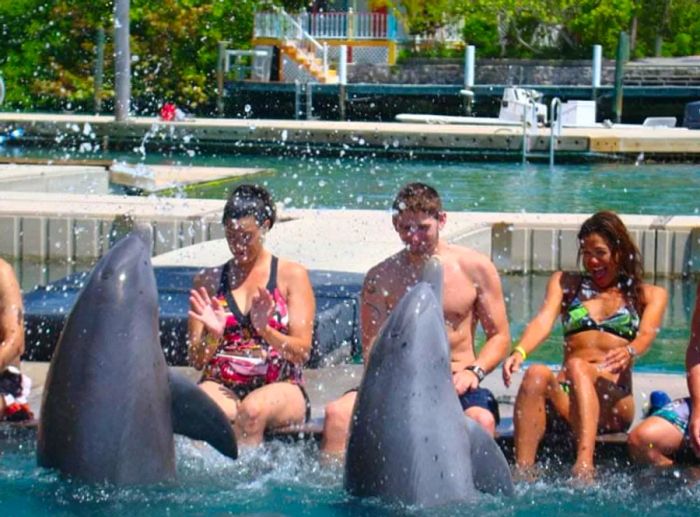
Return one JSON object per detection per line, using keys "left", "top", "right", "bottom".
{"left": 420, "top": 256, "right": 443, "bottom": 306}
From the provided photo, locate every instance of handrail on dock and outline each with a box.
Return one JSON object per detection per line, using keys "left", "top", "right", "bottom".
{"left": 254, "top": 9, "right": 396, "bottom": 41}
{"left": 549, "top": 97, "right": 562, "bottom": 169}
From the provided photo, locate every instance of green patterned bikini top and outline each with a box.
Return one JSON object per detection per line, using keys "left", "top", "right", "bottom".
{"left": 562, "top": 276, "right": 640, "bottom": 341}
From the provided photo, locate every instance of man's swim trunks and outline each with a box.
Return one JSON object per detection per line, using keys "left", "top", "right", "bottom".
{"left": 458, "top": 387, "right": 500, "bottom": 425}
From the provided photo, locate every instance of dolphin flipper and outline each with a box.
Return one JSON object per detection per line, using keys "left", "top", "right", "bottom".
{"left": 466, "top": 417, "right": 514, "bottom": 496}
{"left": 168, "top": 371, "right": 238, "bottom": 460}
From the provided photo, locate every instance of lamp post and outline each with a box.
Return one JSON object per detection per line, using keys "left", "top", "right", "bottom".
{"left": 114, "top": 0, "right": 131, "bottom": 122}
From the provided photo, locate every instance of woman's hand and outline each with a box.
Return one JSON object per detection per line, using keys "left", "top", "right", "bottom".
{"left": 601, "top": 345, "right": 633, "bottom": 374}
{"left": 250, "top": 287, "right": 274, "bottom": 334}
{"left": 188, "top": 287, "right": 227, "bottom": 338}
{"left": 502, "top": 353, "right": 524, "bottom": 388}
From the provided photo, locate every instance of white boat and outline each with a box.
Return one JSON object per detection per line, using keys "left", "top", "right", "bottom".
{"left": 396, "top": 87, "right": 548, "bottom": 126}
{"left": 396, "top": 87, "right": 686, "bottom": 130}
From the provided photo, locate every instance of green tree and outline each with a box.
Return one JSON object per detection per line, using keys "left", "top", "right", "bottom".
{"left": 0, "top": 0, "right": 258, "bottom": 113}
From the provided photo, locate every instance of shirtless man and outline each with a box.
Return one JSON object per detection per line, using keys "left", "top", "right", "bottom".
{"left": 321, "top": 182, "right": 511, "bottom": 456}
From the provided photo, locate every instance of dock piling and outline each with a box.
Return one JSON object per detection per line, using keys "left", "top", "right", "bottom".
{"left": 93, "top": 27, "right": 105, "bottom": 114}
{"left": 592, "top": 44, "right": 601, "bottom": 103}
{"left": 114, "top": 0, "right": 131, "bottom": 122}
{"left": 216, "top": 41, "right": 230, "bottom": 117}
{"left": 614, "top": 32, "right": 630, "bottom": 123}
{"left": 339, "top": 45, "right": 348, "bottom": 120}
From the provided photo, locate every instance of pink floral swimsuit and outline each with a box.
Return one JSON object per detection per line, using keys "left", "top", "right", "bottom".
{"left": 201, "top": 256, "right": 304, "bottom": 397}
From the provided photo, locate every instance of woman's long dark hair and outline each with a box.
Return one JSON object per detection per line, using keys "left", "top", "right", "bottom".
{"left": 577, "top": 211, "right": 645, "bottom": 312}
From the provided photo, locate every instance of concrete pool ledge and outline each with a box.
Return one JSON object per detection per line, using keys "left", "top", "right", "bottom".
{"left": 154, "top": 209, "right": 700, "bottom": 278}
{"left": 0, "top": 193, "right": 698, "bottom": 276}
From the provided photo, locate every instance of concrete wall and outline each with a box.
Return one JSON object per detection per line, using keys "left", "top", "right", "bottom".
{"left": 0, "top": 192, "right": 223, "bottom": 263}
{"left": 490, "top": 220, "right": 700, "bottom": 278}
{"left": 0, "top": 214, "right": 227, "bottom": 263}
{"left": 2, "top": 196, "right": 699, "bottom": 279}
{"left": 349, "top": 58, "right": 700, "bottom": 86}
{"left": 0, "top": 165, "right": 109, "bottom": 194}
{"left": 350, "top": 59, "right": 617, "bottom": 85}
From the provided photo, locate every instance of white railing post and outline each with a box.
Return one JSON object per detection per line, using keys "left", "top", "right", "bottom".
{"left": 339, "top": 45, "right": 347, "bottom": 85}
{"left": 549, "top": 97, "right": 562, "bottom": 169}
{"left": 465, "top": 45, "right": 475, "bottom": 87}
{"left": 323, "top": 42, "right": 328, "bottom": 75}
{"left": 592, "top": 44, "right": 602, "bottom": 88}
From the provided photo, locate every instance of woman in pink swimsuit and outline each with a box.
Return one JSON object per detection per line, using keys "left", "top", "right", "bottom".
{"left": 188, "top": 185, "right": 315, "bottom": 446}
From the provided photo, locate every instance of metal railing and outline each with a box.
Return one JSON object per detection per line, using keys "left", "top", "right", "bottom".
{"left": 254, "top": 10, "right": 396, "bottom": 41}
{"left": 549, "top": 97, "right": 562, "bottom": 168}
{"left": 269, "top": 8, "right": 329, "bottom": 79}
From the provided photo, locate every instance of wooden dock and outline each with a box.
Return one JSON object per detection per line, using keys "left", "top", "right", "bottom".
{"left": 2, "top": 112, "right": 700, "bottom": 161}
{"left": 109, "top": 163, "right": 272, "bottom": 194}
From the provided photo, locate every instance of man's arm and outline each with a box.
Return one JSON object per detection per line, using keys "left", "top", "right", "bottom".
{"left": 471, "top": 257, "right": 511, "bottom": 374}
{"left": 687, "top": 283, "right": 700, "bottom": 455}
{"left": 359, "top": 267, "right": 388, "bottom": 365}
{"left": 0, "top": 260, "right": 24, "bottom": 371}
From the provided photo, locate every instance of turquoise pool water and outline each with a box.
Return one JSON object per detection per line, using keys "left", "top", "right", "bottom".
{"left": 174, "top": 155, "right": 700, "bottom": 216}
{"left": 3, "top": 150, "right": 700, "bottom": 513}
{"left": 4, "top": 147, "right": 700, "bottom": 214}
{"left": 1, "top": 435, "right": 698, "bottom": 516}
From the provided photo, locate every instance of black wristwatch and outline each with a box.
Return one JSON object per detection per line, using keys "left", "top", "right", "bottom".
{"left": 464, "top": 364, "right": 486, "bottom": 383}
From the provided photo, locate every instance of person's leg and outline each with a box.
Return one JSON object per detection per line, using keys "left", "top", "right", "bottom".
{"left": 628, "top": 407, "right": 687, "bottom": 467}
{"left": 565, "top": 357, "right": 601, "bottom": 478}
{"left": 320, "top": 390, "right": 358, "bottom": 457}
{"left": 235, "top": 382, "right": 307, "bottom": 446}
{"left": 464, "top": 407, "right": 496, "bottom": 436}
{"left": 198, "top": 380, "right": 240, "bottom": 422}
{"left": 513, "top": 364, "right": 569, "bottom": 470}
{"left": 459, "top": 388, "right": 498, "bottom": 436}
{"left": 596, "top": 376, "right": 635, "bottom": 438}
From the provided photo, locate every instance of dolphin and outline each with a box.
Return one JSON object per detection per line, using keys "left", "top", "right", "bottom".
{"left": 344, "top": 259, "right": 513, "bottom": 507}
{"left": 37, "top": 228, "right": 237, "bottom": 485}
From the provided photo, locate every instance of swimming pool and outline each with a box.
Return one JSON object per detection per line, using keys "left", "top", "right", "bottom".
{"left": 3, "top": 148, "right": 700, "bottom": 513}
{"left": 4, "top": 147, "right": 700, "bottom": 215}
{"left": 0, "top": 433, "right": 698, "bottom": 516}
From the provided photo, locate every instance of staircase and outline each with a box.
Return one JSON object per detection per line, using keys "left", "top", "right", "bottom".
{"left": 281, "top": 41, "right": 338, "bottom": 84}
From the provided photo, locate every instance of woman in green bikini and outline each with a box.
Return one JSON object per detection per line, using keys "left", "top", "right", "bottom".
{"left": 502, "top": 211, "right": 667, "bottom": 480}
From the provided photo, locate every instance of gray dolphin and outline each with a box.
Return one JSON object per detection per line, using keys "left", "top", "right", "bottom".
{"left": 344, "top": 260, "right": 513, "bottom": 506}
{"left": 37, "top": 228, "right": 237, "bottom": 485}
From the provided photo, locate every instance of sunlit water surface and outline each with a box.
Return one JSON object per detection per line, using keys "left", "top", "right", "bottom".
{"left": 4, "top": 147, "right": 700, "bottom": 214}
{"left": 3, "top": 149, "right": 700, "bottom": 513}
{"left": 1, "top": 435, "right": 699, "bottom": 516}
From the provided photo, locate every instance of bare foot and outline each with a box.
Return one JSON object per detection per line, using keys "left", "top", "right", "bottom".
{"left": 319, "top": 450, "right": 345, "bottom": 468}
{"left": 571, "top": 461, "right": 596, "bottom": 483}
{"left": 512, "top": 464, "right": 541, "bottom": 483}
